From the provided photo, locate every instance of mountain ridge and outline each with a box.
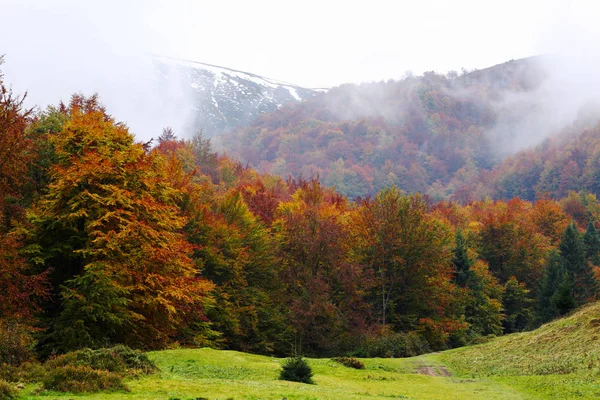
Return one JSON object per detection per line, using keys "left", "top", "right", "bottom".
{"left": 153, "top": 54, "right": 326, "bottom": 136}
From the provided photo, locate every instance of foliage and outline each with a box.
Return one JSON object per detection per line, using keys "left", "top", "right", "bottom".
{"left": 537, "top": 250, "right": 574, "bottom": 323}
{"left": 351, "top": 188, "right": 460, "bottom": 348}
{"left": 0, "top": 361, "right": 45, "bottom": 383}
{"left": 29, "top": 95, "right": 214, "bottom": 353}
{"left": 0, "top": 380, "right": 15, "bottom": 400}
{"left": 473, "top": 198, "right": 551, "bottom": 287}
{"left": 559, "top": 222, "right": 597, "bottom": 305}
{"left": 275, "top": 178, "right": 373, "bottom": 355}
{"left": 502, "top": 276, "right": 535, "bottom": 332}
{"left": 279, "top": 356, "right": 314, "bottom": 384}
{"left": 0, "top": 57, "right": 49, "bottom": 334}
{"left": 356, "top": 330, "right": 430, "bottom": 358}
{"left": 0, "top": 320, "right": 35, "bottom": 366}
{"left": 451, "top": 232, "right": 504, "bottom": 340}
{"left": 3, "top": 65, "right": 600, "bottom": 365}
{"left": 219, "top": 68, "right": 531, "bottom": 200}
{"left": 332, "top": 357, "right": 365, "bottom": 369}
{"left": 44, "top": 345, "right": 157, "bottom": 375}
{"left": 41, "top": 365, "right": 127, "bottom": 393}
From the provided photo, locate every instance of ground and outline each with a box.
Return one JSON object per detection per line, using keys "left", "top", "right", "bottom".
{"left": 14, "top": 302, "right": 600, "bottom": 399}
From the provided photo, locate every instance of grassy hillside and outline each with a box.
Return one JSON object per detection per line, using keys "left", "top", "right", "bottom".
{"left": 442, "top": 301, "right": 600, "bottom": 376}
{"left": 16, "top": 302, "right": 600, "bottom": 399}
{"left": 441, "top": 301, "right": 600, "bottom": 398}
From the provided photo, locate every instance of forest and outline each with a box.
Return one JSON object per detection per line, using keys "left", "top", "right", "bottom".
{"left": 220, "top": 57, "right": 600, "bottom": 203}
{"left": 1, "top": 56, "right": 600, "bottom": 375}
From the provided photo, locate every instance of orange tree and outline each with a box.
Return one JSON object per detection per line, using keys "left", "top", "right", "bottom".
{"left": 0, "top": 57, "right": 49, "bottom": 343}
{"left": 29, "top": 95, "right": 213, "bottom": 355}
{"left": 274, "top": 179, "right": 373, "bottom": 355}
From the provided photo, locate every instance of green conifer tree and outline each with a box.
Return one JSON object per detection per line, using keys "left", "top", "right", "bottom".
{"left": 537, "top": 250, "right": 573, "bottom": 323}
{"left": 560, "top": 222, "right": 594, "bottom": 304}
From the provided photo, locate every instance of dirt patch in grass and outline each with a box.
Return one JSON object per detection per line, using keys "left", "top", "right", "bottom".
{"left": 416, "top": 366, "right": 451, "bottom": 377}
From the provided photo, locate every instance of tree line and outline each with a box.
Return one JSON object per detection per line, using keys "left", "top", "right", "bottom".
{"left": 1, "top": 69, "right": 599, "bottom": 366}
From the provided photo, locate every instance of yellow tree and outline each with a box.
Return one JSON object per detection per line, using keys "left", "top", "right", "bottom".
{"left": 351, "top": 188, "right": 462, "bottom": 348}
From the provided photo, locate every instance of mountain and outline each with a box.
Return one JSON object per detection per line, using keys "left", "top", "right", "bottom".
{"left": 218, "top": 57, "right": 560, "bottom": 199}
{"left": 153, "top": 55, "right": 326, "bottom": 136}
{"left": 475, "top": 118, "right": 600, "bottom": 202}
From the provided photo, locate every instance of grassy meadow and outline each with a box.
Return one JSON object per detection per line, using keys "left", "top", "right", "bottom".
{"left": 12, "top": 302, "right": 600, "bottom": 399}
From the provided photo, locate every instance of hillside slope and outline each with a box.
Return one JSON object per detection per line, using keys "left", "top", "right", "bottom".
{"left": 218, "top": 56, "right": 600, "bottom": 201}
{"left": 440, "top": 301, "right": 600, "bottom": 398}
{"left": 478, "top": 121, "right": 600, "bottom": 201}
{"left": 154, "top": 56, "right": 325, "bottom": 136}
{"left": 443, "top": 301, "right": 600, "bottom": 376}
{"left": 218, "top": 57, "right": 555, "bottom": 199}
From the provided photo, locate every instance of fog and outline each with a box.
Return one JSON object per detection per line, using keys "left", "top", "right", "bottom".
{"left": 486, "top": 8, "right": 600, "bottom": 156}
{"left": 1, "top": 0, "right": 599, "bottom": 151}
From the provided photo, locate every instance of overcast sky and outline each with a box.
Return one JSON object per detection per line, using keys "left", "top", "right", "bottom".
{"left": 1, "top": 0, "right": 598, "bottom": 138}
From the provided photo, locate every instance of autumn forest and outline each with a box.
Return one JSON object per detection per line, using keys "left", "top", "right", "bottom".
{"left": 2, "top": 54, "right": 600, "bottom": 373}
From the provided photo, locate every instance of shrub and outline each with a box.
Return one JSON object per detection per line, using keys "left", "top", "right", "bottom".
{"left": 0, "top": 321, "right": 35, "bottom": 366}
{"left": 358, "top": 331, "right": 430, "bottom": 358}
{"left": 41, "top": 365, "right": 127, "bottom": 393}
{"left": 0, "top": 379, "right": 16, "bottom": 400}
{"left": 279, "top": 356, "right": 314, "bottom": 384}
{"left": 45, "top": 345, "right": 156, "bottom": 375}
{"left": 46, "top": 348, "right": 126, "bottom": 373}
{"left": 0, "top": 361, "right": 46, "bottom": 383}
{"left": 332, "top": 356, "right": 365, "bottom": 369}
{"left": 109, "top": 345, "right": 157, "bottom": 374}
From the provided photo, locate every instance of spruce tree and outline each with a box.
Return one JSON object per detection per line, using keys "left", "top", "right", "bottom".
{"left": 452, "top": 230, "right": 474, "bottom": 287}
{"left": 537, "top": 250, "right": 574, "bottom": 323}
{"left": 582, "top": 221, "right": 599, "bottom": 300}
{"left": 559, "top": 222, "right": 588, "bottom": 304}
{"left": 583, "top": 221, "right": 600, "bottom": 262}
{"left": 451, "top": 230, "right": 503, "bottom": 337}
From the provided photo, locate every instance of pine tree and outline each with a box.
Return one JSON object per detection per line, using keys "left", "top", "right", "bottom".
{"left": 451, "top": 231, "right": 503, "bottom": 337}
{"left": 559, "top": 222, "right": 594, "bottom": 304}
{"left": 583, "top": 221, "right": 600, "bottom": 262}
{"left": 503, "top": 277, "right": 534, "bottom": 333}
{"left": 452, "top": 230, "right": 474, "bottom": 287}
{"left": 537, "top": 250, "right": 574, "bottom": 323}
{"left": 581, "top": 221, "right": 599, "bottom": 300}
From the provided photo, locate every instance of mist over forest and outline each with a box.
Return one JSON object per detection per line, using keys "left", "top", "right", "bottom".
{"left": 2, "top": 1, "right": 600, "bottom": 399}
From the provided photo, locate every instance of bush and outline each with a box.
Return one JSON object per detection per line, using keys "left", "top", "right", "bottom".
{"left": 45, "top": 345, "right": 156, "bottom": 375}
{"left": 0, "top": 321, "right": 35, "bottom": 366}
{"left": 279, "top": 356, "right": 314, "bottom": 384}
{"left": 41, "top": 365, "right": 127, "bottom": 393}
{"left": 0, "top": 361, "right": 46, "bottom": 383}
{"left": 332, "top": 356, "right": 365, "bottom": 369}
{"left": 357, "top": 331, "right": 430, "bottom": 358}
{"left": 0, "top": 379, "right": 16, "bottom": 400}
{"left": 110, "top": 345, "right": 157, "bottom": 374}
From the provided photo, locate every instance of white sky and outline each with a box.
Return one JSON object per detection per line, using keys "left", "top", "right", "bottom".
{"left": 2, "top": 0, "right": 592, "bottom": 87}
{"left": 1, "top": 0, "right": 598, "bottom": 138}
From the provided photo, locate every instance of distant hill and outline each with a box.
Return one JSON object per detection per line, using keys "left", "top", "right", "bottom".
{"left": 476, "top": 118, "right": 600, "bottom": 201}
{"left": 218, "top": 57, "right": 570, "bottom": 199}
{"left": 153, "top": 55, "right": 325, "bottom": 136}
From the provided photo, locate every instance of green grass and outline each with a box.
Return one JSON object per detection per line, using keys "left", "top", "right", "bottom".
{"left": 439, "top": 301, "right": 600, "bottom": 398}
{"left": 15, "top": 349, "right": 526, "bottom": 400}
{"left": 14, "top": 302, "right": 600, "bottom": 399}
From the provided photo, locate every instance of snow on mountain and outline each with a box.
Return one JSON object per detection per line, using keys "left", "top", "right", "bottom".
{"left": 153, "top": 55, "right": 326, "bottom": 136}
